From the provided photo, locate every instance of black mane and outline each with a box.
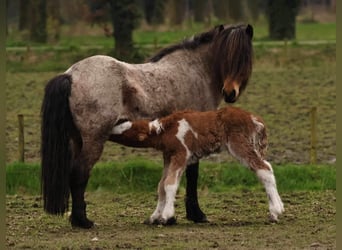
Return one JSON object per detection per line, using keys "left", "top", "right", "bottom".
{"left": 148, "top": 27, "right": 217, "bottom": 62}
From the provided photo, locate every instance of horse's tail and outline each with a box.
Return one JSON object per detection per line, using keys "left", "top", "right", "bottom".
{"left": 41, "top": 73, "right": 78, "bottom": 215}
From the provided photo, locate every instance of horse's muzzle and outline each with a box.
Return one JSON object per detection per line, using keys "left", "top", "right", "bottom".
{"left": 223, "top": 89, "right": 237, "bottom": 103}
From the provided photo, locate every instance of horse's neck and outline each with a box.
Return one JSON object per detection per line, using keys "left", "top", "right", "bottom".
{"left": 152, "top": 46, "right": 212, "bottom": 79}
{"left": 126, "top": 45, "right": 221, "bottom": 117}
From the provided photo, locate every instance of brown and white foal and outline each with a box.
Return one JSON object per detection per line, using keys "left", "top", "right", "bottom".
{"left": 112, "top": 106, "right": 284, "bottom": 225}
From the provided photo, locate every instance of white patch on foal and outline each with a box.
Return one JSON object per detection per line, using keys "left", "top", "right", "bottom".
{"left": 149, "top": 119, "right": 163, "bottom": 134}
{"left": 256, "top": 165, "right": 284, "bottom": 221}
{"left": 112, "top": 121, "right": 132, "bottom": 134}
{"left": 175, "top": 119, "right": 198, "bottom": 160}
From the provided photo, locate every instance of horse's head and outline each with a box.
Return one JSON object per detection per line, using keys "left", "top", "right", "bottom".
{"left": 211, "top": 24, "right": 253, "bottom": 103}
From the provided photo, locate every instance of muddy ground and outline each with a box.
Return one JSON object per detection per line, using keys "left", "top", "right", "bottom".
{"left": 6, "top": 190, "right": 335, "bottom": 249}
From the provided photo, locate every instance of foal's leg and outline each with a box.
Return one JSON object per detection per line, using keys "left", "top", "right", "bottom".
{"left": 160, "top": 161, "right": 185, "bottom": 225}
{"left": 185, "top": 162, "right": 208, "bottom": 223}
{"left": 148, "top": 168, "right": 167, "bottom": 224}
{"left": 69, "top": 138, "right": 104, "bottom": 228}
{"left": 227, "top": 142, "right": 284, "bottom": 222}
{"left": 255, "top": 160, "right": 284, "bottom": 222}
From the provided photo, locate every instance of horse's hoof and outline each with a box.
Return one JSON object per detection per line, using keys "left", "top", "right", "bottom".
{"left": 186, "top": 209, "right": 208, "bottom": 223}
{"left": 70, "top": 215, "right": 94, "bottom": 229}
{"left": 185, "top": 201, "right": 208, "bottom": 223}
{"left": 161, "top": 217, "right": 177, "bottom": 225}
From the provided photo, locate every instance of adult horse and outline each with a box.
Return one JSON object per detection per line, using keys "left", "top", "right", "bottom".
{"left": 41, "top": 23, "right": 254, "bottom": 228}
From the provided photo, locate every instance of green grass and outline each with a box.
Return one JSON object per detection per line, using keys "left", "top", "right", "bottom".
{"left": 5, "top": 44, "right": 336, "bottom": 165}
{"left": 6, "top": 22, "right": 336, "bottom": 49}
{"left": 6, "top": 160, "right": 336, "bottom": 195}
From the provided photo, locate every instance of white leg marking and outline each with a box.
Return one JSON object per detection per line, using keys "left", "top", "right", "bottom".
{"left": 176, "top": 119, "right": 198, "bottom": 160}
{"left": 150, "top": 199, "right": 166, "bottom": 223}
{"left": 256, "top": 166, "right": 284, "bottom": 221}
{"left": 149, "top": 119, "right": 163, "bottom": 134}
{"left": 112, "top": 121, "right": 132, "bottom": 134}
{"left": 161, "top": 183, "right": 178, "bottom": 222}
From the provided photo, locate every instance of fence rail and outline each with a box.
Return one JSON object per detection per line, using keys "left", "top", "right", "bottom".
{"left": 16, "top": 107, "right": 319, "bottom": 164}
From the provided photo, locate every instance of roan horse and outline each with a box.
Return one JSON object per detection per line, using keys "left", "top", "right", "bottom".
{"left": 111, "top": 106, "right": 284, "bottom": 224}
{"left": 41, "top": 24, "right": 254, "bottom": 228}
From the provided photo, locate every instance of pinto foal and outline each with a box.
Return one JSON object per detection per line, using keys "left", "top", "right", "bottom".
{"left": 112, "top": 106, "right": 284, "bottom": 225}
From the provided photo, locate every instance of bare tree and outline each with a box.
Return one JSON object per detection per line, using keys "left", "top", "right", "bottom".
{"left": 108, "top": 0, "right": 141, "bottom": 59}
{"left": 144, "top": 0, "right": 165, "bottom": 24}
{"left": 30, "top": 0, "right": 47, "bottom": 43}
{"left": 266, "top": 0, "right": 300, "bottom": 40}
{"left": 19, "top": 0, "right": 30, "bottom": 30}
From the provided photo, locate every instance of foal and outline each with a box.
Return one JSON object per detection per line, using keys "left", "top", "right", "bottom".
{"left": 111, "top": 106, "right": 284, "bottom": 225}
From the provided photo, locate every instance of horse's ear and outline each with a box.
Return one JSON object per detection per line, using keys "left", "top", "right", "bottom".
{"left": 246, "top": 24, "right": 253, "bottom": 39}
{"left": 215, "top": 24, "right": 224, "bottom": 33}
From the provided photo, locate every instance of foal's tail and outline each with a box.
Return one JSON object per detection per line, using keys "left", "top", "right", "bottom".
{"left": 253, "top": 116, "right": 268, "bottom": 159}
{"left": 41, "top": 74, "right": 78, "bottom": 215}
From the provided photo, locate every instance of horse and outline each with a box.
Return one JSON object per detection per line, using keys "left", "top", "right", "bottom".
{"left": 111, "top": 106, "right": 284, "bottom": 224}
{"left": 41, "top": 23, "right": 254, "bottom": 228}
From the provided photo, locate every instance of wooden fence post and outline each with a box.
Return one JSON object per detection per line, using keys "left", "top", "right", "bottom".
{"left": 18, "top": 114, "right": 25, "bottom": 162}
{"left": 310, "top": 107, "right": 317, "bottom": 164}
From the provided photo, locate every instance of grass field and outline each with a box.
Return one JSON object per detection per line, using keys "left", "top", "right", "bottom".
{"left": 5, "top": 43, "right": 336, "bottom": 165}
{"left": 5, "top": 22, "right": 336, "bottom": 249}
{"left": 6, "top": 190, "right": 336, "bottom": 249}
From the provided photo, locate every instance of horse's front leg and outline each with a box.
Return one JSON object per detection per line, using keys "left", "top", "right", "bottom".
{"left": 185, "top": 162, "right": 208, "bottom": 223}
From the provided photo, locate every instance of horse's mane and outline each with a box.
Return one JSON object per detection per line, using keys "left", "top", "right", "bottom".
{"left": 148, "top": 23, "right": 253, "bottom": 92}
{"left": 148, "top": 27, "right": 218, "bottom": 62}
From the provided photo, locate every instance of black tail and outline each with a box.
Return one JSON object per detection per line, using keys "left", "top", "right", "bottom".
{"left": 41, "top": 74, "right": 75, "bottom": 215}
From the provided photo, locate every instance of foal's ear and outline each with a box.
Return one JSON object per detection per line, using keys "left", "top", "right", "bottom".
{"left": 246, "top": 24, "right": 253, "bottom": 39}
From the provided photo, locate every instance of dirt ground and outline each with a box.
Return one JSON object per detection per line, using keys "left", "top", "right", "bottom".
{"left": 6, "top": 189, "right": 335, "bottom": 249}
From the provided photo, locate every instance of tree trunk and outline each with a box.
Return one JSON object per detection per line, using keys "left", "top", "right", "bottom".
{"left": 212, "top": 0, "right": 228, "bottom": 21}
{"left": 246, "top": 0, "right": 260, "bottom": 21}
{"left": 109, "top": 0, "right": 140, "bottom": 60}
{"left": 228, "top": 0, "right": 243, "bottom": 22}
{"left": 193, "top": 0, "right": 206, "bottom": 22}
{"left": 169, "top": 0, "right": 186, "bottom": 25}
{"left": 144, "top": 0, "right": 165, "bottom": 24}
{"left": 19, "top": 0, "right": 30, "bottom": 30}
{"left": 267, "top": 0, "right": 300, "bottom": 40}
{"left": 47, "top": 0, "right": 61, "bottom": 42}
{"left": 30, "top": 0, "right": 47, "bottom": 43}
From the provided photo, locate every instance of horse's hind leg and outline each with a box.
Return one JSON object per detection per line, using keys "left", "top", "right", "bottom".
{"left": 185, "top": 162, "right": 208, "bottom": 223}
{"left": 69, "top": 138, "right": 105, "bottom": 228}
{"left": 227, "top": 142, "right": 284, "bottom": 222}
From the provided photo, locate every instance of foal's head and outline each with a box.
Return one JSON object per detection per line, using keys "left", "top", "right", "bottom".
{"left": 211, "top": 24, "right": 253, "bottom": 103}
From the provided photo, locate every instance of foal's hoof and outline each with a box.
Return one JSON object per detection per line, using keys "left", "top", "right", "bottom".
{"left": 70, "top": 215, "right": 94, "bottom": 229}
{"left": 143, "top": 218, "right": 160, "bottom": 225}
{"left": 161, "top": 217, "right": 177, "bottom": 225}
{"left": 269, "top": 214, "right": 279, "bottom": 223}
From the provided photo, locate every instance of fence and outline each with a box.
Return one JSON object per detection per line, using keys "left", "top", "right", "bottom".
{"left": 16, "top": 107, "right": 319, "bottom": 164}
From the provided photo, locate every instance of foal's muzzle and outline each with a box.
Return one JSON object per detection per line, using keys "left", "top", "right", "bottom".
{"left": 223, "top": 89, "right": 237, "bottom": 103}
